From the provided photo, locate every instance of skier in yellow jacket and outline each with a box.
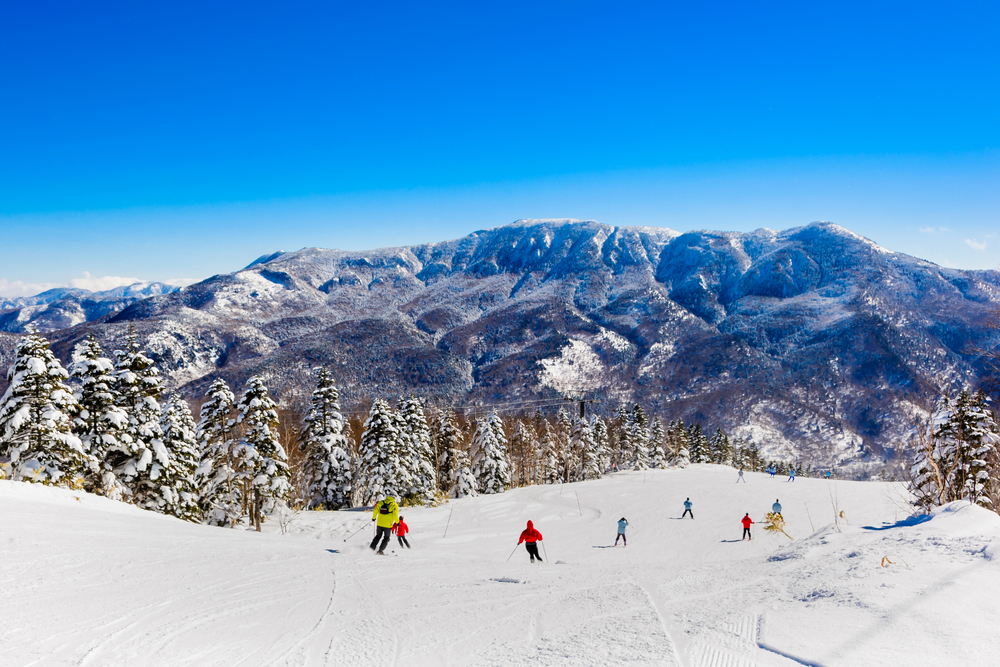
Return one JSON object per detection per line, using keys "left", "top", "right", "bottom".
{"left": 370, "top": 494, "right": 399, "bottom": 555}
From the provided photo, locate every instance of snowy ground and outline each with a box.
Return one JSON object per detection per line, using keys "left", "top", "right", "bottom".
{"left": 3, "top": 466, "right": 999, "bottom": 667}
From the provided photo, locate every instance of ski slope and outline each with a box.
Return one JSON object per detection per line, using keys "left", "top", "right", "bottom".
{"left": 3, "top": 466, "right": 999, "bottom": 667}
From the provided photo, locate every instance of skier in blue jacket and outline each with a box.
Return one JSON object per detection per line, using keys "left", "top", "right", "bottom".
{"left": 772, "top": 499, "right": 782, "bottom": 517}
{"left": 615, "top": 517, "right": 628, "bottom": 546}
{"left": 682, "top": 498, "right": 693, "bottom": 519}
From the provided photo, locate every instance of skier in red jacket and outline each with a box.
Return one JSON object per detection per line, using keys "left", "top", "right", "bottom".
{"left": 518, "top": 520, "right": 544, "bottom": 562}
{"left": 392, "top": 517, "right": 411, "bottom": 549}
{"left": 742, "top": 513, "right": 754, "bottom": 540}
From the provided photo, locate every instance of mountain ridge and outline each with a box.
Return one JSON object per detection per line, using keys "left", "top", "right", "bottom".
{"left": 1, "top": 219, "right": 997, "bottom": 474}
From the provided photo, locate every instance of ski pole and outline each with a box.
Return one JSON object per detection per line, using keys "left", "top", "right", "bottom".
{"left": 541, "top": 541, "right": 549, "bottom": 562}
{"left": 506, "top": 543, "right": 520, "bottom": 562}
{"left": 343, "top": 523, "right": 370, "bottom": 542}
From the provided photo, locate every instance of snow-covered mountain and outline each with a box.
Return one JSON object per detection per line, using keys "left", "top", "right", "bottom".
{"left": 3, "top": 219, "right": 998, "bottom": 470}
{"left": 0, "top": 282, "right": 180, "bottom": 333}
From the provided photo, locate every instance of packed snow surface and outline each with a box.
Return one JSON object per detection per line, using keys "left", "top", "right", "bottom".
{"left": 3, "top": 466, "right": 999, "bottom": 666}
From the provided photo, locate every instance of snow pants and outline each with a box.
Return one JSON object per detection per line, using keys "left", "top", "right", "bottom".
{"left": 682, "top": 509, "right": 693, "bottom": 519}
{"left": 742, "top": 527, "right": 752, "bottom": 540}
{"left": 525, "top": 542, "right": 542, "bottom": 562}
{"left": 615, "top": 532, "right": 627, "bottom": 546}
{"left": 397, "top": 535, "right": 410, "bottom": 548}
{"left": 371, "top": 525, "right": 392, "bottom": 551}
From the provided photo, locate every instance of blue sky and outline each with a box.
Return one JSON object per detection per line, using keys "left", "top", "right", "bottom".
{"left": 1, "top": 1, "right": 998, "bottom": 295}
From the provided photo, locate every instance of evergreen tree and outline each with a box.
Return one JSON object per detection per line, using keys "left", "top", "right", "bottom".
{"left": 591, "top": 417, "right": 611, "bottom": 474}
{"left": 435, "top": 409, "right": 464, "bottom": 491}
{"left": 195, "top": 379, "right": 239, "bottom": 526}
{"left": 629, "top": 404, "right": 650, "bottom": 470}
{"left": 356, "top": 398, "right": 406, "bottom": 505}
{"left": 649, "top": 417, "right": 667, "bottom": 469}
{"left": 538, "top": 421, "right": 560, "bottom": 484}
{"left": 555, "top": 408, "right": 573, "bottom": 481}
{"left": 575, "top": 417, "right": 602, "bottom": 480}
{"left": 235, "top": 376, "right": 290, "bottom": 529}
{"left": 710, "top": 428, "right": 732, "bottom": 465}
{"left": 0, "top": 330, "right": 91, "bottom": 485}
{"left": 687, "top": 423, "right": 711, "bottom": 464}
{"left": 447, "top": 446, "right": 478, "bottom": 498}
{"left": 155, "top": 393, "right": 203, "bottom": 521}
{"left": 299, "top": 368, "right": 352, "bottom": 509}
{"left": 470, "top": 412, "right": 511, "bottom": 494}
{"left": 670, "top": 420, "right": 691, "bottom": 468}
{"left": 934, "top": 391, "right": 1000, "bottom": 507}
{"left": 70, "top": 335, "right": 128, "bottom": 494}
{"left": 614, "top": 404, "right": 632, "bottom": 469}
{"left": 111, "top": 325, "right": 162, "bottom": 496}
{"left": 510, "top": 419, "right": 537, "bottom": 486}
{"left": 399, "top": 395, "right": 437, "bottom": 503}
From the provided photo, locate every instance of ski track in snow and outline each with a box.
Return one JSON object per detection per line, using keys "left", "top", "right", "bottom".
{"left": 3, "top": 466, "right": 1000, "bottom": 666}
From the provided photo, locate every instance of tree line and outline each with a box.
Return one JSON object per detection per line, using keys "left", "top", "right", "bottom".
{"left": 0, "top": 327, "right": 829, "bottom": 528}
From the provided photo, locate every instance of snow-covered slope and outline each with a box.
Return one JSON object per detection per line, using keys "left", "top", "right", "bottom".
{"left": 3, "top": 468, "right": 998, "bottom": 666}
{"left": 3, "top": 219, "right": 999, "bottom": 470}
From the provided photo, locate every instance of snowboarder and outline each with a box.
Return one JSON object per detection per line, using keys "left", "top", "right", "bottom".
{"left": 518, "top": 520, "right": 544, "bottom": 562}
{"left": 787, "top": 467, "right": 796, "bottom": 482}
{"left": 682, "top": 498, "right": 693, "bottom": 519}
{"left": 370, "top": 494, "right": 399, "bottom": 554}
{"left": 615, "top": 517, "right": 628, "bottom": 546}
{"left": 741, "top": 513, "right": 754, "bottom": 540}
{"left": 737, "top": 468, "right": 746, "bottom": 483}
{"left": 392, "top": 516, "right": 411, "bottom": 549}
{"left": 772, "top": 500, "right": 782, "bottom": 517}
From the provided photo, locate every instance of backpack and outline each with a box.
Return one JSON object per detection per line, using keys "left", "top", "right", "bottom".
{"left": 379, "top": 501, "right": 392, "bottom": 515}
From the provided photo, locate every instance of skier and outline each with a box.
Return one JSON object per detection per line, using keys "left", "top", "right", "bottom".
{"left": 615, "top": 517, "right": 628, "bottom": 546}
{"left": 370, "top": 493, "right": 399, "bottom": 554}
{"left": 772, "top": 499, "right": 782, "bottom": 517}
{"left": 682, "top": 498, "right": 693, "bottom": 519}
{"left": 788, "top": 467, "right": 796, "bottom": 482}
{"left": 518, "top": 520, "right": 544, "bottom": 562}
{"left": 741, "top": 513, "right": 754, "bottom": 540}
{"left": 737, "top": 468, "right": 746, "bottom": 483}
{"left": 768, "top": 466, "right": 776, "bottom": 478}
{"left": 392, "top": 516, "right": 411, "bottom": 549}
{"left": 825, "top": 470, "right": 832, "bottom": 480}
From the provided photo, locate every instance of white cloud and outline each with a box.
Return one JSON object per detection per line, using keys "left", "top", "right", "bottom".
{"left": 68, "top": 272, "right": 143, "bottom": 292}
{"left": 919, "top": 226, "right": 951, "bottom": 234}
{"left": 0, "top": 272, "right": 198, "bottom": 299}
{"left": 965, "top": 238, "right": 988, "bottom": 251}
{"left": 0, "top": 278, "right": 63, "bottom": 298}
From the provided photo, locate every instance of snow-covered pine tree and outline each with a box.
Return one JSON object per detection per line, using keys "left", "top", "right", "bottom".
{"left": 399, "top": 395, "right": 437, "bottom": 504}
{"left": 613, "top": 404, "right": 632, "bottom": 470}
{"left": 592, "top": 416, "right": 611, "bottom": 474}
{"left": 555, "top": 408, "right": 573, "bottom": 481}
{"left": 156, "top": 393, "right": 203, "bottom": 521}
{"left": 509, "top": 419, "right": 537, "bottom": 487}
{"left": 669, "top": 420, "right": 691, "bottom": 468}
{"left": 111, "top": 325, "right": 162, "bottom": 497}
{"left": 648, "top": 417, "right": 667, "bottom": 469}
{"left": 235, "top": 376, "right": 291, "bottom": 529}
{"left": 356, "top": 398, "right": 406, "bottom": 506}
{"left": 0, "top": 330, "right": 91, "bottom": 485}
{"left": 577, "top": 417, "right": 602, "bottom": 480}
{"left": 195, "top": 378, "right": 238, "bottom": 526}
{"left": 710, "top": 428, "right": 732, "bottom": 465}
{"left": 686, "top": 423, "right": 711, "bottom": 464}
{"left": 470, "top": 412, "right": 511, "bottom": 494}
{"left": 934, "top": 391, "right": 1000, "bottom": 507}
{"left": 538, "top": 420, "right": 560, "bottom": 484}
{"left": 298, "top": 367, "right": 352, "bottom": 509}
{"left": 629, "top": 404, "right": 650, "bottom": 470}
{"left": 70, "top": 334, "right": 128, "bottom": 494}
{"left": 435, "top": 409, "right": 464, "bottom": 491}
{"left": 448, "top": 446, "right": 478, "bottom": 498}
